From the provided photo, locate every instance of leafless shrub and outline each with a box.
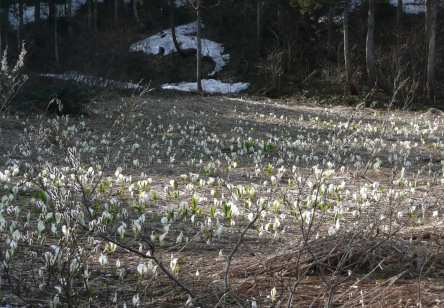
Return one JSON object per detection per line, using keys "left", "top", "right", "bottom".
{"left": 0, "top": 43, "right": 29, "bottom": 113}
{"left": 390, "top": 67, "right": 421, "bottom": 110}
{"left": 257, "top": 49, "right": 285, "bottom": 95}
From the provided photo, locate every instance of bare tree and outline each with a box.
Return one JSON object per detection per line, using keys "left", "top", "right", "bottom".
{"left": 133, "top": 0, "right": 143, "bottom": 27}
{"left": 396, "top": 0, "right": 403, "bottom": 30}
{"left": 343, "top": 0, "right": 352, "bottom": 93}
{"left": 114, "top": 0, "right": 119, "bottom": 26}
{"left": 0, "top": 3, "right": 7, "bottom": 54}
{"left": 0, "top": 11, "right": 2, "bottom": 55}
{"left": 366, "top": 0, "right": 377, "bottom": 87}
{"left": 87, "top": 0, "right": 93, "bottom": 29}
{"left": 85, "top": 0, "right": 98, "bottom": 32}
{"left": 17, "top": 0, "right": 23, "bottom": 49}
{"left": 169, "top": 0, "right": 185, "bottom": 56}
{"left": 34, "top": 0, "right": 40, "bottom": 23}
{"left": 55, "top": 5, "right": 59, "bottom": 65}
{"left": 396, "top": 0, "right": 403, "bottom": 49}
{"left": 66, "top": 0, "right": 73, "bottom": 36}
{"left": 277, "top": 1, "right": 283, "bottom": 42}
{"left": 189, "top": 0, "right": 203, "bottom": 93}
{"left": 49, "top": 0, "right": 59, "bottom": 65}
{"left": 257, "top": 0, "right": 264, "bottom": 53}
{"left": 426, "top": 0, "right": 437, "bottom": 99}
{"left": 67, "top": 0, "right": 72, "bottom": 17}
{"left": 196, "top": 1, "right": 202, "bottom": 93}
{"left": 425, "top": 0, "right": 432, "bottom": 38}
{"left": 94, "top": 0, "right": 98, "bottom": 32}
{"left": 327, "top": 5, "right": 334, "bottom": 57}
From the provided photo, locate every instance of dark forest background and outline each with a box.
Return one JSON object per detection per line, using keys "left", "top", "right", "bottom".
{"left": 0, "top": 0, "right": 442, "bottom": 111}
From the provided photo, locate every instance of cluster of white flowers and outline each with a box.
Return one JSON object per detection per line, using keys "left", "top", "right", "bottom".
{"left": 1, "top": 98, "right": 444, "bottom": 306}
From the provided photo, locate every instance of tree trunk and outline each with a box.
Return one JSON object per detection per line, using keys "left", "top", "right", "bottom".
{"left": 327, "top": 6, "right": 334, "bottom": 57}
{"left": 54, "top": 5, "right": 59, "bottom": 66}
{"left": 196, "top": 1, "right": 203, "bottom": 93}
{"left": 17, "top": 0, "right": 23, "bottom": 49}
{"left": 396, "top": 0, "right": 403, "bottom": 48}
{"left": 133, "top": 0, "right": 143, "bottom": 27}
{"left": 256, "top": 0, "right": 263, "bottom": 53}
{"left": 93, "top": 0, "right": 98, "bottom": 32}
{"left": 114, "top": 0, "right": 119, "bottom": 26}
{"left": 169, "top": 0, "right": 185, "bottom": 56}
{"left": 277, "top": 3, "right": 283, "bottom": 45}
{"left": 49, "top": 0, "right": 54, "bottom": 29}
{"left": 343, "top": 0, "right": 352, "bottom": 93}
{"left": 425, "top": 0, "right": 432, "bottom": 39}
{"left": 366, "top": 0, "right": 377, "bottom": 87}
{"left": 35, "top": 0, "right": 40, "bottom": 23}
{"left": 396, "top": 0, "right": 402, "bottom": 29}
{"left": 67, "top": 0, "right": 73, "bottom": 36}
{"left": 67, "top": 0, "right": 72, "bottom": 17}
{"left": 48, "top": 0, "right": 59, "bottom": 65}
{"left": 0, "top": 7, "right": 3, "bottom": 55}
{"left": 87, "top": 0, "right": 94, "bottom": 29}
{"left": 426, "top": 0, "right": 437, "bottom": 99}
{"left": 1, "top": 3, "right": 9, "bottom": 55}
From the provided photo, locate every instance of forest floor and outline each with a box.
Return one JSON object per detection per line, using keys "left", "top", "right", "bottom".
{"left": 2, "top": 93, "right": 444, "bottom": 307}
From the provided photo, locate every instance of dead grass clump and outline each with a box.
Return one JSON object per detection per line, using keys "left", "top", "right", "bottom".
{"left": 232, "top": 235, "right": 444, "bottom": 280}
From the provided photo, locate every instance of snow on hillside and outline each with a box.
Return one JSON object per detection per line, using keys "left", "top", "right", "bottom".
{"left": 161, "top": 79, "right": 249, "bottom": 94}
{"left": 130, "top": 22, "right": 230, "bottom": 76}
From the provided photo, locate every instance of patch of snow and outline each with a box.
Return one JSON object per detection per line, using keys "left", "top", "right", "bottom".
{"left": 352, "top": 0, "right": 425, "bottom": 14}
{"left": 73, "top": 0, "right": 90, "bottom": 11}
{"left": 393, "top": 0, "right": 426, "bottom": 14}
{"left": 320, "top": 0, "right": 426, "bottom": 24}
{"left": 41, "top": 72, "right": 144, "bottom": 91}
{"left": 8, "top": 5, "right": 35, "bottom": 26}
{"left": 175, "top": 0, "right": 188, "bottom": 8}
{"left": 317, "top": 15, "right": 344, "bottom": 24}
{"left": 161, "top": 79, "right": 249, "bottom": 94}
{"left": 130, "top": 22, "right": 230, "bottom": 76}
{"left": 8, "top": 0, "right": 87, "bottom": 28}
